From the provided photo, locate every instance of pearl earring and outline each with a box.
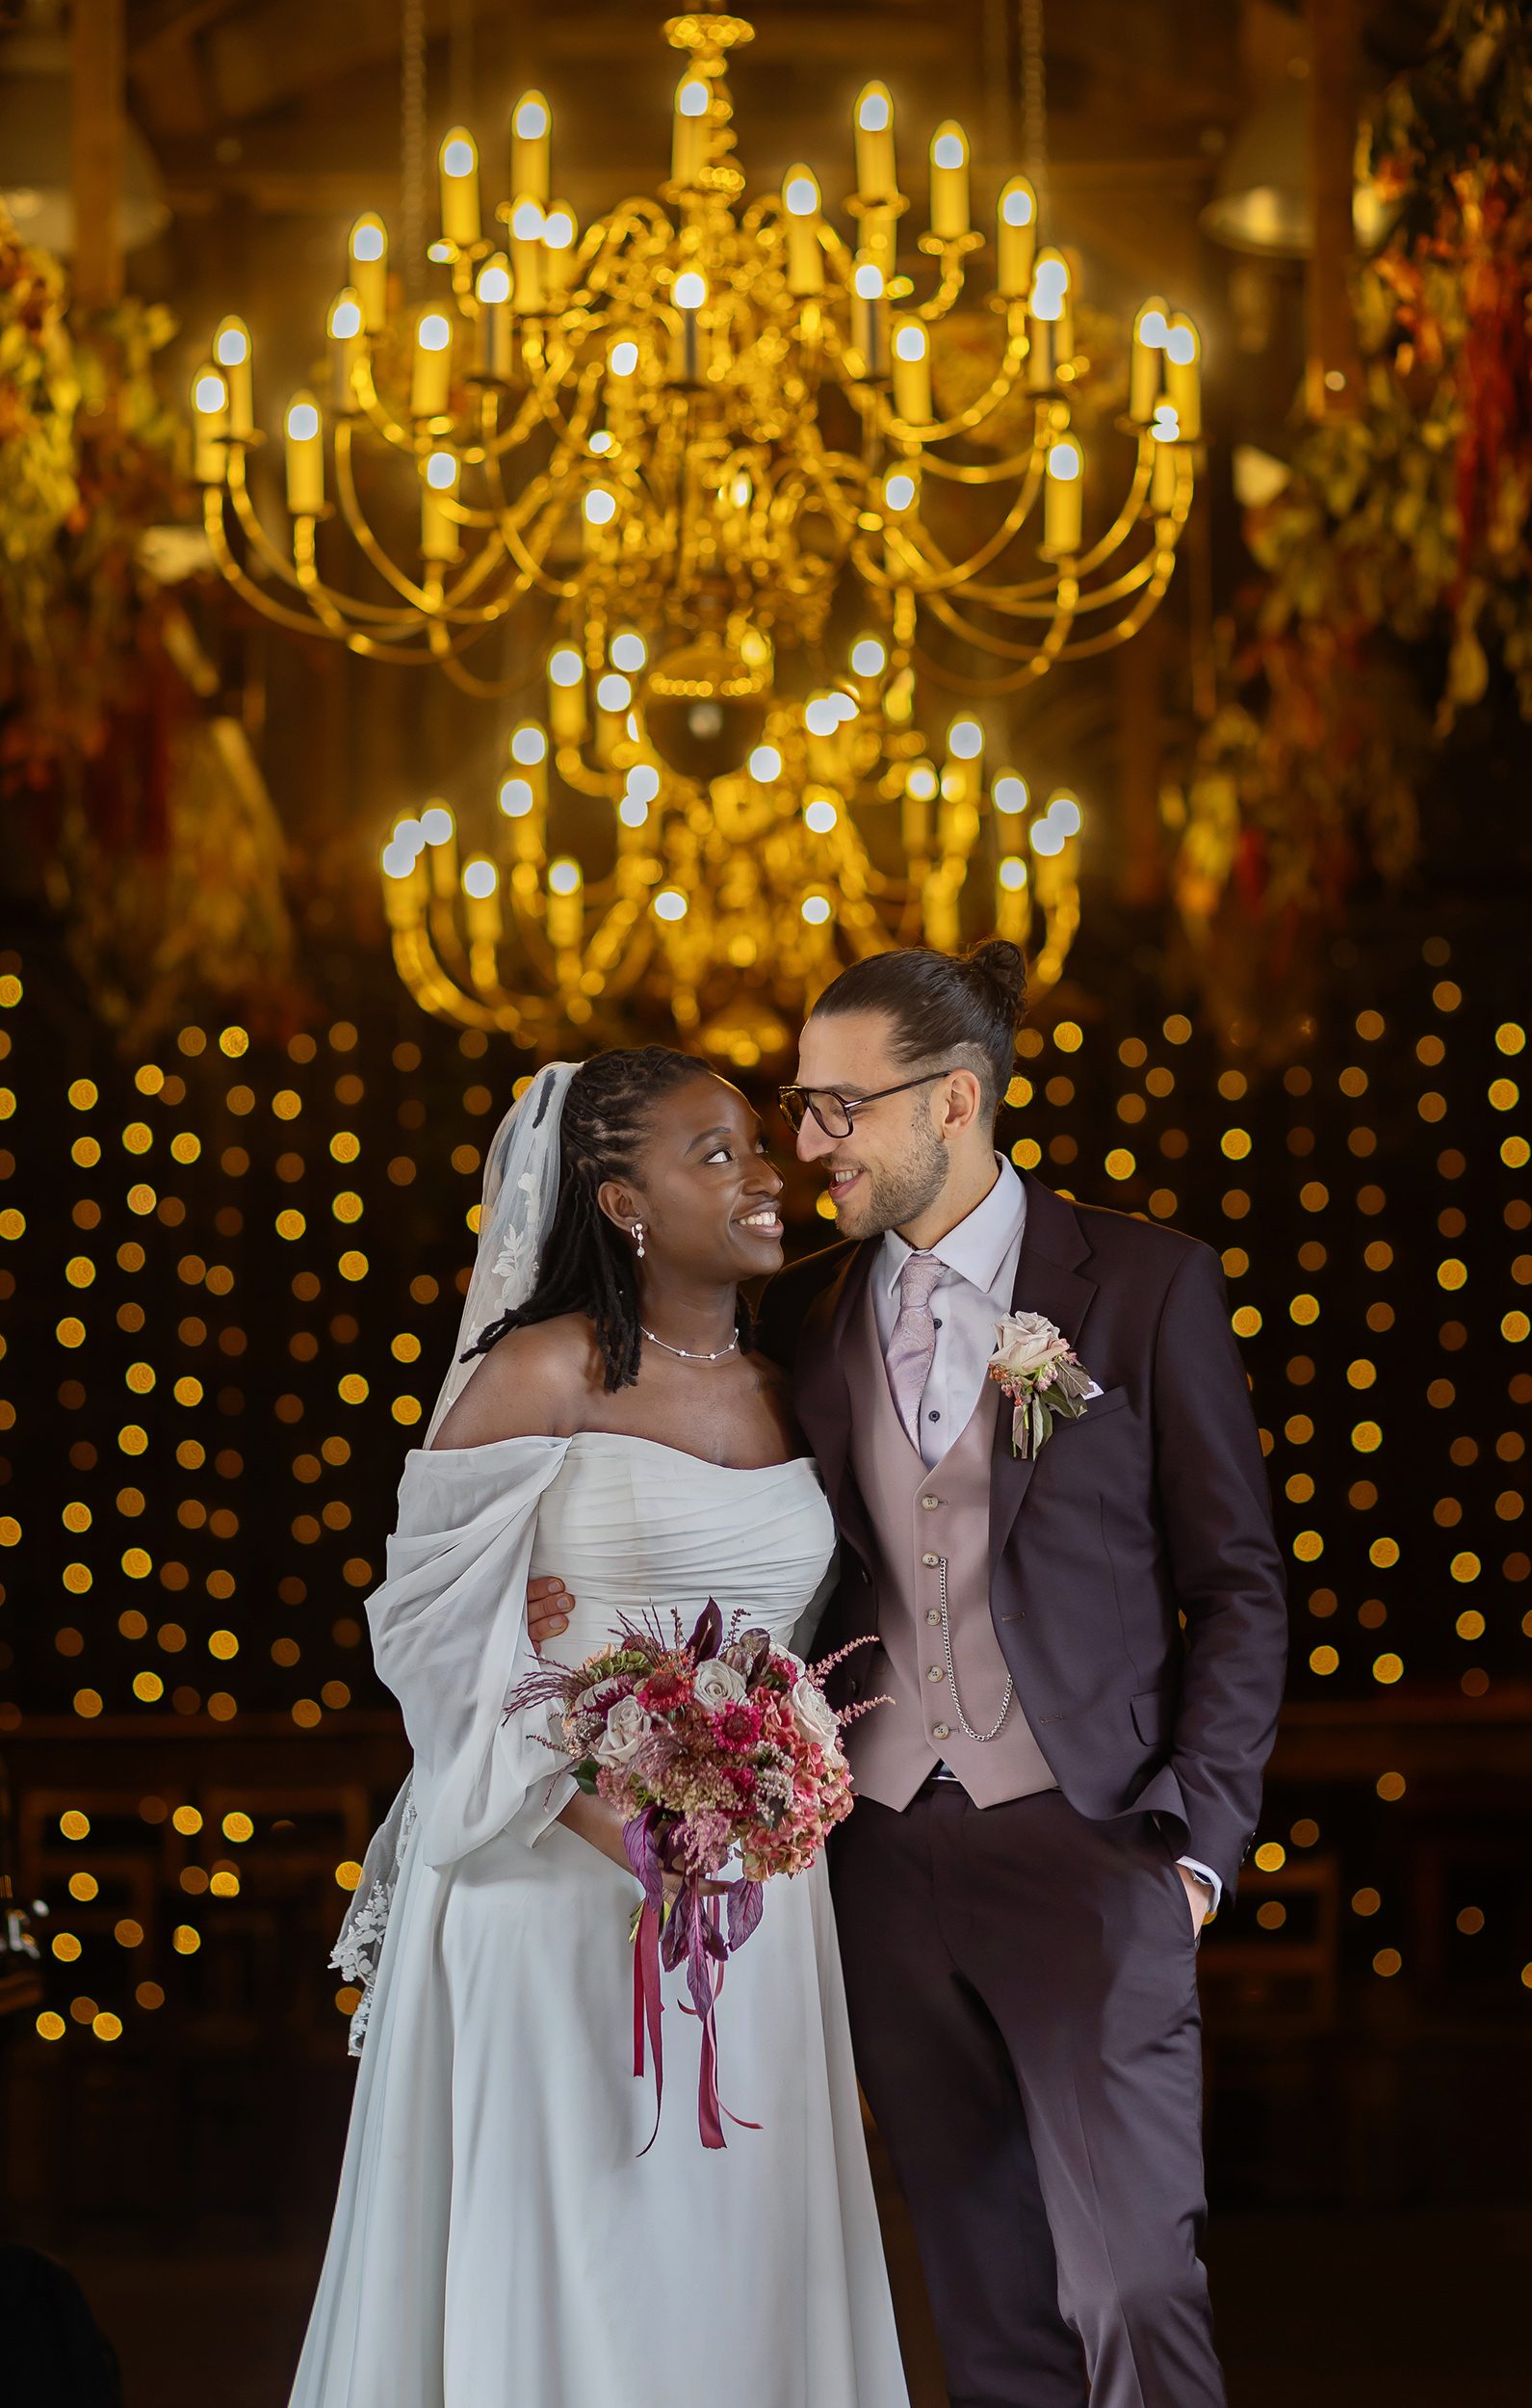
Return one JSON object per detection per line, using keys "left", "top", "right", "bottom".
{"left": 633, "top": 1221, "right": 646, "bottom": 1259}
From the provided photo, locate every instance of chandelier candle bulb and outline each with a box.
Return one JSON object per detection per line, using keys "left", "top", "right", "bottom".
{"left": 421, "top": 803, "right": 459, "bottom": 899}
{"left": 191, "top": 364, "right": 229, "bottom": 484}
{"left": 849, "top": 633, "right": 888, "bottom": 686}
{"left": 996, "top": 177, "right": 1037, "bottom": 297}
{"left": 326, "top": 290, "right": 364, "bottom": 413}
{"left": 212, "top": 318, "right": 253, "bottom": 437}
{"left": 996, "top": 854, "right": 1030, "bottom": 941}
{"left": 1130, "top": 300, "right": 1169, "bottom": 424}
{"left": 929, "top": 122, "right": 971, "bottom": 239}
{"left": 783, "top": 166, "right": 824, "bottom": 296}
{"left": 673, "top": 269, "right": 708, "bottom": 383}
{"left": 283, "top": 392, "right": 325, "bottom": 514}
{"left": 892, "top": 315, "right": 932, "bottom": 422}
{"left": 421, "top": 452, "right": 461, "bottom": 563}
{"left": 853, "top": 82, "right": 896, "bottom": 199}
{"left": 673, "top": 74, "right": 710, "bottom": 186}
{"left": 546, "top": 857, "right": 584, "bottom": 951}
{"left": 547, "top": 646, "right": 587, "bottom": 744}
{"left": 348, "top": 214, "right": 389, "bottom": 332}
{"left": 460, "top": 857, "right": 502, "bottom": 945}
{"left": 509, "top": 199, "right": 546, "bottom": 313}
{"left": 1164, "top": 313, "right": 1202, "bottom": 441}
{"left": 411, "top": 310, "right": 453, "bottom": 419}
{"left": 852, "top": 256, "right": 888, "bottom": 380}
{"left": 1150, "top": 421, "right": 1179, "bottom": 512}
{"left": 542, "top": 203, "right": 578, "bottom": 299}
{"left": 511, "top": 92, "right": 551, "bottom": 205}
{"left": 992, "top": 771, "right": 1029, "bottom": 819}
{"left": 381, "top": 840, "right": 428, "bottom": 928}
{"left": 1044, "top": 435, "right": 1083, "bottom": 554}
{"left": 474, "top": 254, "right": 514, "bottom": 382}
{"left": 901, "top": 772, "right": 935, "bottom": 857}
{"left": 439, "top": 128, "right": 480, "bottom": 249}
{"left": 1027, "top": 249, "right": 1070, "bottom": 390}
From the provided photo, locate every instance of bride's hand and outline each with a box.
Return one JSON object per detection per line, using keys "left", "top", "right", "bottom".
{"left": 662, "top": 1871, "right": 732, "bottom": 1902}
{"left": 527, "top": 1574, "right": 573, "bottom": 1649}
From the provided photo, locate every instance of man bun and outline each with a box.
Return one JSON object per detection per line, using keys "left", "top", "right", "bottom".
{"left": 807, "top": 938, "right": 1029, "bottom": 1122}
{"left": 964, "top": 938, "right": 1027, "bottom": 1025}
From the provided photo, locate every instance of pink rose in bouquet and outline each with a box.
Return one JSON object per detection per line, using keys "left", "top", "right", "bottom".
{"left": 506, "top": 1600, "right": 882, "bottom": 2149}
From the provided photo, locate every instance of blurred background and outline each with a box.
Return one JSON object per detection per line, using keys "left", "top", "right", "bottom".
{"left": 1, "top": 1, "right": 1528, "bottom": 2401}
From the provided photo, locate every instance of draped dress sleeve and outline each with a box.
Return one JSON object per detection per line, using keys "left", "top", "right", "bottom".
{"left": 330, "top": 1434, "right": 576, "bottom": 2055}
{"left": 369, "top": 1433, "right": 577, "bottom": 1866}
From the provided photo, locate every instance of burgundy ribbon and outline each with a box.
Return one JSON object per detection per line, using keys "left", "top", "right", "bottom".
{"left": 631, "top": 1899, "right": 665, "bottom": 2157}
{"left": 622, "top": 1810, "right": 762, "bottom": 2153}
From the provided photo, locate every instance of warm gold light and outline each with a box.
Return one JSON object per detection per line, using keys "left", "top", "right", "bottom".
{"left": 194, "top": 13, "right": 1185, "bottom": 1056}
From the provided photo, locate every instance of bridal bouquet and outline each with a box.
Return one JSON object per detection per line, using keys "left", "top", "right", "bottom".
{"left": 506, "top": 1601, "right": 879, "bottom": 2151}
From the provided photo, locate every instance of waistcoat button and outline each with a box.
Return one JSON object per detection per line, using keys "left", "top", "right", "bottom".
{"left": 922, "top": 1552, "right": 939, "bottom": 1567}
{"left": 921, "top": 1495, "right": 940, "bottom": 1509}
{"left": 932, "top": 1723, "right": 951, "bottom": 1741}
{"left": 926, "top": 1666, "right": 944, "bottom": 1683}
{"left": 925, "top": 1608, "right": 941, "bottom": 1625}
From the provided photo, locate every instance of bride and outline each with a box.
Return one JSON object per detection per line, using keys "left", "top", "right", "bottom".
{"left": 284, "top": 1047, "right": 909, "bottom": 2408}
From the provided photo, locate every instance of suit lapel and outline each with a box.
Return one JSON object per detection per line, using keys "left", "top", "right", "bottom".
{"left": 988, "top": 1172, "right": 1099, "bottom": 1575}
{"left": 794, "top": 1241, "right": 878, "bottom": 1571}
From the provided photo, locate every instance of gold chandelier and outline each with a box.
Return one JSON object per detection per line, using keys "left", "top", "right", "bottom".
{"left": 189, "top": 8, "right": 1200, "bottom": 1064}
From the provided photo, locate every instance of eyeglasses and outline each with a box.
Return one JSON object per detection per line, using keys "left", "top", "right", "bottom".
{"left": 777, "top": 1070, "right": 961, "bottom": 1140}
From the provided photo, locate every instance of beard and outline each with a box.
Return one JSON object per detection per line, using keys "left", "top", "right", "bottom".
{"left": 834, "top": 1113, "right": 949, "bottom": 1241}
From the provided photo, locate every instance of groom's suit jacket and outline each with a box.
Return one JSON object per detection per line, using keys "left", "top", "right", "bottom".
{"left": 755, "top": 1170, "right": 1288, "bottom": 1902}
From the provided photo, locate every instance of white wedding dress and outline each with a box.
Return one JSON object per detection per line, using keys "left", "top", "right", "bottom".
{"left": 286, "top": 1427, "right": 910, "bottom": 2408}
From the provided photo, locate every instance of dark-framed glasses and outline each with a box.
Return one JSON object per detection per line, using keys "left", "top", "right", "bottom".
{"left": 777, "top": 1069, "right": 961, "bottom": 1140}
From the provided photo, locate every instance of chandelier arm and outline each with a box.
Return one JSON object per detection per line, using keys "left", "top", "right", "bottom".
{"left": 881, "top": 329, "right": 1034, "bottom": 449}
{"left": 552, "top": 744, "right": 625, "bottom": 800}
{"left": 330, "top": 452, "right": 547, "bottom": 632}
{"left": 910, "top": 627, "right": 1075, "bottom": 695}
{"left": 1036, "top": 570, "right": 1176, "bottom": 659}
{"left": 351, "top": 360, "right": 435, "bottom": 460}
{"left": 964, "top": 536, "right": 1171, "bottom": 616}
{"left": 844, "top": 461, "right": 1048, "bottom": 597}
{"left": 393, "top": 926, "right": 540, "bottom": 1037}
{"left": 476, "top": 385, "right": 555, "bottom": 466}
{"left": 428, "top": 647, "right": 547, "bottom": 701}
{"left": 203, "top": 494, "right": 372, "bottom": 640}
{"left": 576, "top": 199, "right": 677, "bottom": 302}
{"left": 919, "top": 570, "right": 1079, "bottom": 672}
{"left": 792, "top": 430, "right": 874, "bottom": 541}
{"left": 913, "top": 442, "right": 1052, "bottom": 485}
{"left": 218, "top": 476, "right": 470, "bottom": 646}
{"left": 911, "top": 234, "right": 987, "bottom": 324}
{"left": 331, "top": 433, "right": 476, "bottom": 615}
{"left": 520, "top": 329, "right": 604, "bottom": 448}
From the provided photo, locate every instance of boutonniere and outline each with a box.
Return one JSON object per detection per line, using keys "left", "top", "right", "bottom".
{"left": 988, "top": 1312, "right": 1097, "bottom": 1458}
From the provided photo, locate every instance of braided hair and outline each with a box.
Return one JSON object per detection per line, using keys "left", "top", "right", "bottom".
{"left": 458, "top": 1046, "right": 752, "bottom": 1392}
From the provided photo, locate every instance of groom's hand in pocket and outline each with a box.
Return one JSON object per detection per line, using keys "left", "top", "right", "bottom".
{"left": 1177, "top": 1865, "right": 1213, "bottom": 1937}
{"left": 527, "top": 1575, "right": 573, "bottom": 1651}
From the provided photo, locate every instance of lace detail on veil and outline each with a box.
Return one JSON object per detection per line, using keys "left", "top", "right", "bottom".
{"left": 328, "top": 1062, "right": 579, "bottom": 2054}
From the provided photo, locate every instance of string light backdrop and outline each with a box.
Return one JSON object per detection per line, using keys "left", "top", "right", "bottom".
{"left": 1, "top": 930, "right": 1528, "bottom": 2075}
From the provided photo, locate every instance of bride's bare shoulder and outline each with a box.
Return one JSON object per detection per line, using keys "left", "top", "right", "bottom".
{"left": 428, "top": 1314, "right": 602, "bottom": 1449}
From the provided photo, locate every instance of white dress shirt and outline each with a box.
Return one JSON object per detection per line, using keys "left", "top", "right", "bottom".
{"left": 869, "top": 1155, "right": 1221, "bottom": 1919}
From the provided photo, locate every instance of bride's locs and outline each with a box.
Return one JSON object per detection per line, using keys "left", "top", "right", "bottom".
{"left": 506, "top": 1601, "right": 887, "bottom": 2151}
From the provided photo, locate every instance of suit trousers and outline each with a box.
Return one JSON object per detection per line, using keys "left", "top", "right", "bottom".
{"left": 831, "top": 1782, "right": 1226, "bottom": 2408}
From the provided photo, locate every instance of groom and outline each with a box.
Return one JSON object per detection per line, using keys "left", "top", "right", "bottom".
{"left": 527, "top": 939, "right": 1286, "bottom": 2407}
{"left": 751, "top": 941, "right": 1286, "bottom": 2408}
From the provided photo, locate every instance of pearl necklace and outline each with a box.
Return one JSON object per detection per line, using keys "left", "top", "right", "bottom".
{"left": 639, "top": 1322, "right": 740, "bottom": 1364}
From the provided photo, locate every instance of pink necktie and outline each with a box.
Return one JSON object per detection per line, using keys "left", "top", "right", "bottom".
{"left": 885, "top": 1250, "right": 944, "bottom": 1450}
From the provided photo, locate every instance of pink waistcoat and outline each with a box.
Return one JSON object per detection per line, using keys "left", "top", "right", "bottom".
{"left": 842, "top": 1271, "right": 1058, "bottom": 1812}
